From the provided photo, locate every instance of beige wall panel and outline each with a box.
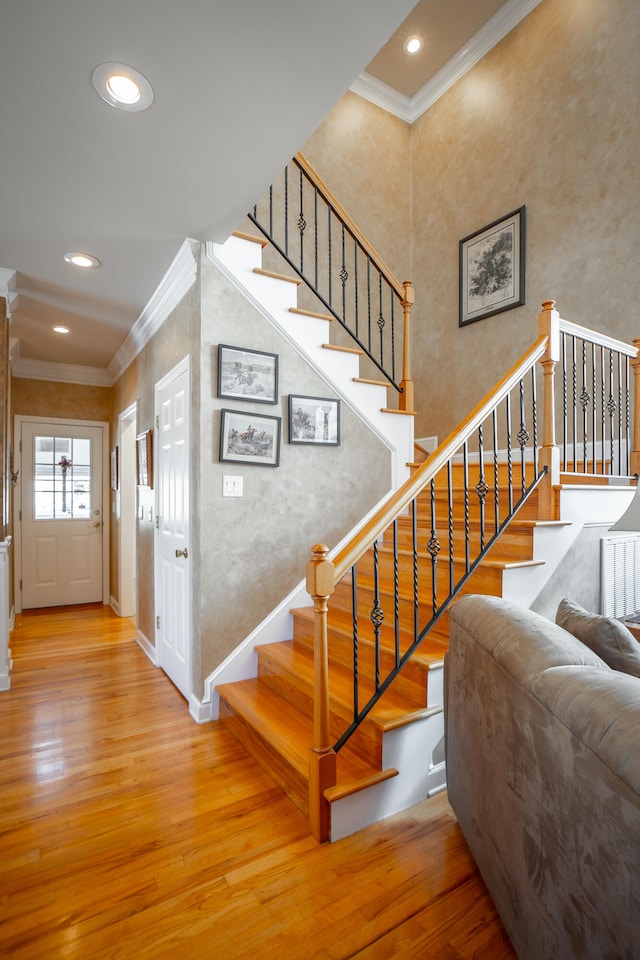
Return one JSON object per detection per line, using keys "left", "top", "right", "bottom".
{"left": 410, "top": 0, "right": 640, "bottom": 440}
{"left": 13, "top": 379, "right": 112, "bottom": 423}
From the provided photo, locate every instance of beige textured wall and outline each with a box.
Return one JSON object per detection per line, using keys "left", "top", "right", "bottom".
{"left": 411, "top": 0, "right": 640, "bottom": 440}
{"left": 196, "top": 255, "right": 391, "bottom": 692}
{"left": 110, "top": 281, "right": 201, "bottom": 646}
{"left": 13, "top": 379, "right": 111, "bottom": 423}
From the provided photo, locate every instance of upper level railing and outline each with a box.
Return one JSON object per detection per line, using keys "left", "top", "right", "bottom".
{"left": 305, "top": 299, "right": 640, "bottom": 841}
{"left": 248, "top": 153, "right": 416, "bottom": 411}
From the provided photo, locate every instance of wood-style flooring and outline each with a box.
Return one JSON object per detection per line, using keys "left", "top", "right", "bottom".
{"left": 0, "top": 604, "right": 516, "bottom": 959}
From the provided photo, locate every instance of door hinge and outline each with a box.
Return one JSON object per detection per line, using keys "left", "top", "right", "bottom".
{"left": 156, "top": 415, "right": 159, "bottom": 429}
{"left": 19, "top": 509, "right": 21, "bottom": 522}
{"left": 155, "top": 514, "right": 159, "bottom": 529}
{"left": 19, "top": 579, "right": 22, "bottom": 591}
{"left": 156, "top": 615, "right": 160, "bottom": 630}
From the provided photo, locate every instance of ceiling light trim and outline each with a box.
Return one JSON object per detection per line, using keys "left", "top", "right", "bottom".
{"left": 92, "top": 62, "right": 154, "bottom": 112}
{"left": 352, "top": 0, "right": 544, "bottom": 123}
{"left": 64, "top": 252, "right": 101, "bottom": 269}
{"left": 107, "top": 238, "right": 200, "bottom": 383}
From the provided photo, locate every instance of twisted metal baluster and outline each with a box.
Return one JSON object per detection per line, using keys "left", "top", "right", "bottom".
{"left": 493, "top": 407, "right": 500, "bottom": 530}
{"left": 448, "top": 461, "right": 454, "bottom": 596}
{"left": 506, "top": 393, "right": 513, "bottom": 515}
{"left": 592, "top": 342, "right": 597, "bottom": 473}
{"left": 608, "top": 350, "right": 616, "bottom": 476}
{"left": 370, "top": 541, "right": 382, "bottom": 692}
{"left": 580, "top": 338, "right": 590, "bottom": 472}
{"left": 412, "top": 498, "right": 419, "bottom": 646}
{"left": 427, "top": 478, "right": 441, "bottom": 618}
{"left": 476, "top": 424, "right": 488, "bottom": 552}
{"left": 463, "top": 441, "right": 470, "bottom": 574}
{"left": 393, "top": 519, "right": 400, "bottom": 668}
{"left": 284, "top": 166, "right": 289, "bottom": 258}
{"left": 518, "top": 378, "right": 530, "bottom": 497}
{"left": 351, "top": 565, "right": 359, "bottom": 721}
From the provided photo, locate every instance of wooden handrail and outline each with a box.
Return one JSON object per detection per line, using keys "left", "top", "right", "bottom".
{"left": 332, "top": 334, "right": 549, "bottom": 582}
{"left": 294, "top": 153, "right": 406, "bottom": 300}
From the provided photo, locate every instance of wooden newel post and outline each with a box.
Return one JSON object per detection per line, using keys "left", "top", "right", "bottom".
{"left": 537, "top": 299, "right": 561, "bottom": 520}
{"left": 399, "top": 280, "right": 415, "bottom": 413}
{"left": 306, "top": 543, "right": 336, "bottom": 843}
{"left": 630, "top": 338, "right": 640, "bottom": 477}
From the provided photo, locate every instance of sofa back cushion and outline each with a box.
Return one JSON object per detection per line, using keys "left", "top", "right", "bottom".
{"left": 556, "top": 598, "right": 640, "bottom": 678}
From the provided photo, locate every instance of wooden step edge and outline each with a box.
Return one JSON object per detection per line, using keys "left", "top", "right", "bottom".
{"left": 232, "top": 230, "right": 268, "bottom": 247}
{"left": 381, "top": 704, "right": 443, "bottom": 733}
{"left": 289, "top": 306, "right": 334, "bottom": 322}
{"left": 353, "top": 377, "right": 388, "bottom": 387}
{"left": 322, "top": 342, "right": 363, "bottom": 356}
{"left": 324, "top": 766, "right": 398, "bottom": 804}
{"left": 381, "top": 407, "right": 417, "bottom": 416}
{"left": 253, "top": 266, "right": 301, "bottom": 285}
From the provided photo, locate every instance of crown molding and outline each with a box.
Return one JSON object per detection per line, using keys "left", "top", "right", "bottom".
{"left": 11, "top": 356, "right": 113, "bottom": 386}
{"left": 352, "top": 0, "right": 543, "bottom": 124}
{"left": 107, "top": 238, "right": 200, "bottom": 383}
{"left": 0, "top": 268, "right": 18, "bottom": 319}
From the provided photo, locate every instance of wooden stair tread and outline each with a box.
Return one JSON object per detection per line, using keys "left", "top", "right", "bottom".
{"left": 322, "top": 342, "right": 363, "bottom": 355}
{"left": 289, "top": 306, "right": 334, "bottom": 322}
{"left": 232, "top": 230, "right": 268, "bottom": 247}
{"left": 291, "top": 605, "right": 448, "bottom": 664}
{"left": 217, "top": 678, "right": 387, "bottom": 786}
{"left": 373, "top": 544, "right": 544, "bottom": 570}
{"left": 253, "top": 266, "right": 301, "bottom": 285}
{"left": 258, "top": 640, "right": 425, "bottom": 723}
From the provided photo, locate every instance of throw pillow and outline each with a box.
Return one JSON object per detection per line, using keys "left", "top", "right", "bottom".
{"left": 556, "top": 597, "right": 640, "bottom": 678}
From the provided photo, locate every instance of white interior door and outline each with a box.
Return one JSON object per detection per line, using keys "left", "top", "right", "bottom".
{"left": 20, "top": 420, "right": 104, "bottom": 609}
{"left": 155, "top": 358, "right": 191, "bottom": 701}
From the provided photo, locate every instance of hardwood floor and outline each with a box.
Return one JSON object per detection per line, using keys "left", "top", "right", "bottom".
{"left": 0, "top": 604, "right": 516, "bottom": 959}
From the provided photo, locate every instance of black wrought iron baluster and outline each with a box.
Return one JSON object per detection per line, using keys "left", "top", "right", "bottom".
{"left": 580, "top": 339, "right": 590, "bottom": 472}
{"left": 393, "top": 520, "right": 400, "bottom": 668}
{"left": 298, "top": 167, "right": 305, "bottom": 273}
{"left": 591, "top": 342, "right": 597, "bottom": 474}
{"left": 493, "top": 408, "right": 500, "bottom": 530}
{"left": 313, "top": 186, "right": 320, "bottom": 290}
{"left": 340, "top": 224, "right": 347, "bottom": 323}
{"left": 428, "top": 478, "right": 440, "bottom": 618}
{"left": 476, "top": 424, "right": 487, "bottom": 553}
{"left": 284, "top": 166, "right": 289, "bottom": 258}
{"left": 447, "top": 461, "right": 454, "bottom": 596}
{"left": 608, "top": 350, "right": 616, "bottom": 476}
{"left": 518, "top": 379, "right": 530, "bottom": 496}
{"left": 378, "top": 274, "right": 384, "bottom": 371}
{"left": 562, "top": 332, "right": 568, "bottom": 471}
{"left": 506, "top": 393, "right": 513, "bottom": 515}
{"left": 367, "top": 256, "right": 372, "bottom": 356}
{"left": 370, "top": 541, "right": 382, "bottom": 692}
{"left": 354, "top": 241, "right": 359, "bottom": 339}
{"left": 625, "top": 356, "right": 631, "bottom": 475}
{"left": 390, "top": 293, "right": 396, "bottom": 384}
{"left": 463, "top": 441, "right": 470, "bottom": 574}
{"left": 572, "top": 335, "right": 577, "bottom": 473}
{"left": 601, "top": 345, "right": 606, "bottom": 474}
{"left": 412, "top": 499, "right": 419, "bottom": 646}
{"left": 617, "top": 352, "right": 623, "bottom": 475}
{"left": 531, "top": 366, "right": 539, "bottom": 480}
{"left": 327, "top": 207, "right": 332, "bottom": 308}
{"left": 351, "top": 565, "right": 359, "bottom": 722}
{"left": 268, "top": 184, "right": 273, "bottom": 238}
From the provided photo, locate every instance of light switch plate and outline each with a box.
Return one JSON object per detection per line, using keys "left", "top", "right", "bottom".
{"left": 223, "top": 476, "right": 243, "bottom": 497}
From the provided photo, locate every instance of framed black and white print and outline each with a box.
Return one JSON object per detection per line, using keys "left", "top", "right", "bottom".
{"left": 217, "top": 344, "right": 278, "bottom": 404}
{"left": 288, "top": 395, "right": 340, "bottom": 446}
{"left": 459, "top": 206, "right": 525, "bottom": 326}
{"left": 219, "top": 409, "right": 281, "bottom": 467}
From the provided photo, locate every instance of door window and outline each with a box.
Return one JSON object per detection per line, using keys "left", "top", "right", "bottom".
{"left": 33, "top": 435, "right": 92, "bottom": 520}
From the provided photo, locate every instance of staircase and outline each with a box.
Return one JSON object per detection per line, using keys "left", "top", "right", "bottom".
{"left": 209, "top": 156, "right": 640, "bottom": 843}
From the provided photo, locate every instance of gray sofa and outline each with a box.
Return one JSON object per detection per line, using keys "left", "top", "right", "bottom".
{"left": 445, "top": 595, "right": 640, "bottom": 960}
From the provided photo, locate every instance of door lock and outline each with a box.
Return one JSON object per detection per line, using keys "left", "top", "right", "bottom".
{"left": 92, "top": 521, "right": 101, "bottom": 528}
{"left": 175, "top": 547, "right": 189, "bottom": 559}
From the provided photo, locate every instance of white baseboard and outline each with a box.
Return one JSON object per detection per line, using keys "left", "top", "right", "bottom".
{"left": 109, "top": 595, "right": 121, "bottom": 617}
{"left": 189, "top": 694, "right": 214, "bottom": 724}
{"left": 136, "top": 629, "right": 158, "bottom": 666}
{"left": 8, "top": 606, "right": 15, "bottom": 631}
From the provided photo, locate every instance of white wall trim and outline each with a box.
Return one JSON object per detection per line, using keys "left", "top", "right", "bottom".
{"left": 107, "top": 239, "right": 200, "bottom": 383}
{"left": 109, "top": 595, "right": 121, "bottom": 616}
{"left": 351, "top": 0, "right": 543, "bottom": 123}
{"left": 0, "top": 268, "right": 18, "bottom": 319}
{"left": 11, "top": 356, "right": 112, "bottom": 386}
{"left": 136, "top": 629, "right": 158, "bottom": 666}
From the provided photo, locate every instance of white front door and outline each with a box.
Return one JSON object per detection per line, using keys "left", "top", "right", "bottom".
{"left": 155, "top": 358, "right": 191, "bottom": 701}
{"left": 20, "top": 420, "right": 104, "bottom": 609}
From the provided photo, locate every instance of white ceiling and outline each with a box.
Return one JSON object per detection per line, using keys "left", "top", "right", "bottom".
{"left": 0, "top": 0, "right": 527, "bottom": 382}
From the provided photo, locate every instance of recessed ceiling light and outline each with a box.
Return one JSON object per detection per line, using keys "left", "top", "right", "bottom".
{"left": 404, "top": 36, "right": 423, "bottom": 55}
{"left": 64, "top": 252, "right": 101, "bottom": 269}
{"left": 53, "top": 325, "right": 70, "bottom": 334}
{"left": 92, "top": 62, "right": 154, "bottom": 112}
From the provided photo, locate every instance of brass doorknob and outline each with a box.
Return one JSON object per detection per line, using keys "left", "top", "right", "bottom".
{"left": 175, "top": 547, "right": 188, "bottom": 559}
{"left": 92, "top": 521, "right": 101, "bottom": 528}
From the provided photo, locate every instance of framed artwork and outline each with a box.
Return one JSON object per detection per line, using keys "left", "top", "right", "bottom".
{"left": 110, "top": 446, "right": 119, "bottom": 491}
{"left": 219, "top": 408, "right": 281, "bottom": 467}
{"left": 136, "top": 430, "right": 153, "bottom": 488}
{"left": 459, "top": 206, "right": 525, "bottom": 326}
{"left": 288, "top": 394, "right": 340, "bottom": 446}
{"left": 217, "top": 344, "right": 279, "bottom": 404}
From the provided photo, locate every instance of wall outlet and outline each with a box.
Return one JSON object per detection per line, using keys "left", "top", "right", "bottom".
{"left": 223, "top": 476, "right": 243, "bottom": 498}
